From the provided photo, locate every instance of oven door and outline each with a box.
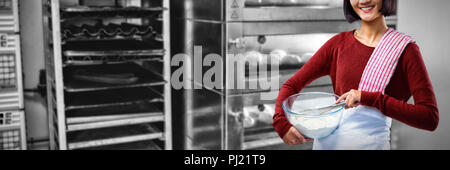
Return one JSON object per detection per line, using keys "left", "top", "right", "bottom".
{"left": 225, "top": 20, "right": 356, "bottom": 96}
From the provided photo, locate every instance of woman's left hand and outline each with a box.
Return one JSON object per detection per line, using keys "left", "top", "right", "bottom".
{"left": 336, "top": 89, "right": 361, "bottom": 109}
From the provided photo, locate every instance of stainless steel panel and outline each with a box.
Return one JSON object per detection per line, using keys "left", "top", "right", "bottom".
{"left": 244, "top": 0, "right": 341, "bottom": 7}
{"left": 226, "top": 0, "right": 344, "bottom": 22}
{"left": 171, "top": 0, "right": 349, "bottom": 22}
{"left": 241, "top": 6, "right": 345, "bottom": 21}
{"left": 177, "top": 19, "right": 225, "bottom": 92}
{"left": 170, "top": 0, "right": 224, "bottom": 21}
{"left": 242, "top": 21, "right": 360, "bottom": 36}
{"left": 183, "top": 88, "right": 224, "bottom": 150}
{"left": 225, "top": 94, "right": 244, "bottom": 150}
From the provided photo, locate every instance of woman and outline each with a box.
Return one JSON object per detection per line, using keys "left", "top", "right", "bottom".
{"left": 273, "top": 0, "right": 439, "bottom": 150}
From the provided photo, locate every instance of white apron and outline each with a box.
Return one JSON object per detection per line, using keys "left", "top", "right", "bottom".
{"left": 313, "top": 105, "right": 392, "bottom": 150}
{"left": 313, "top": 28, "right": 413, "bottom": 150}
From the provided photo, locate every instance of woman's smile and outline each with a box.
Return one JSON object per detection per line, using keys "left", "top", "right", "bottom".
{"left": 351, "top": 0, "right": 383, "bottom": 22}
{"left": 360, "top": 6, "right": 375, "bottom": 13}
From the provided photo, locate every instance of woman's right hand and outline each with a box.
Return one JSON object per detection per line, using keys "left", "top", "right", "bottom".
{"left": 282, "top": 126, "right": 313, "bottom": 145}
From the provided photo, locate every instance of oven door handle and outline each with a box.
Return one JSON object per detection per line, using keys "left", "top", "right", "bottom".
{"left": 228, "top": 109, "right": 244, "bottom": 125}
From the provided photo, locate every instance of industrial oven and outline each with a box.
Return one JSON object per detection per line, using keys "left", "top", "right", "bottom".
{"left": 43, "top": 0, "right": 171, "bottom": 150}
{"left": 170, "top": 0, "right": 398, "bottom": 150}
{"left": 0, "top": 0, "right": 26, "bottom": 150}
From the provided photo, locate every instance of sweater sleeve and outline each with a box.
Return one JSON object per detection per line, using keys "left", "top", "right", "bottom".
{"left": 360, "top": 43, "right": 439, "bottom": 131}
{"left": 272, "top": 37, "right": 335, "bottom": 138}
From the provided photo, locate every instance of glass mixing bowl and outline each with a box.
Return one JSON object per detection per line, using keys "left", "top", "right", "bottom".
{"left": 282, "top": 92, "right": 344, "bottom": 139}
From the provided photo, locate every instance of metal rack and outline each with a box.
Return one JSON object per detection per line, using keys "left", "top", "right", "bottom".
{"left": 0, "top": 0, "right": 26, "bottom": 150}
{"left": 43, "top": 0, "right": 171, "bottom": 150}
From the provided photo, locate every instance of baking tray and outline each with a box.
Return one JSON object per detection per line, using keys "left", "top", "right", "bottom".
{"left": 64, "top": 62, "right": 166, "bottom": 92}
{"left": 62, "top": 23, "right": 156, "bottom": 39}
{"left": 64, "top": 54, "right": 163, "bottom": 66}
{"left": 66, "top": 101, "right": 163, "bottom": 124}
{"left": 67, "top": 124, "right": 163, "bottom": 149}
{"left": 64, "top": 87, "right": 163, "bottom": 111}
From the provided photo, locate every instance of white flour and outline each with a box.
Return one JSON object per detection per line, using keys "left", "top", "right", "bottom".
{"left": 288, "top": 114, "right": 340, "bottom": 138}
{"left": 287, "top": 97, "right": 342, "bottom": 138}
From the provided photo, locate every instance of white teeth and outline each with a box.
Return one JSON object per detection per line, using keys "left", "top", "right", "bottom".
{"left": 361, "top": 7, "right": 373, "bottom": 10}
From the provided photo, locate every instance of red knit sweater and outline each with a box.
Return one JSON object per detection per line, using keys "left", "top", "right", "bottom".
{"left": 273, "top": 30, "right": 439, "bottom": 139}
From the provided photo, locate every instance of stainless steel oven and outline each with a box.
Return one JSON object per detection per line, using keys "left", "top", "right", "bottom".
{"left": 170, "top": 0, "right": 397, "bottom": 150}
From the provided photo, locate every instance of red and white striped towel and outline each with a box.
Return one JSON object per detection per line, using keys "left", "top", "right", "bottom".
{"left": 358, "top": 28, "right": 414, "bottom": 93}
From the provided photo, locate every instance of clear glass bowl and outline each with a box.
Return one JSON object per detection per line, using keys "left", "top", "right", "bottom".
{"left": 282, "top": 92, "right": 344, "bottom": 139}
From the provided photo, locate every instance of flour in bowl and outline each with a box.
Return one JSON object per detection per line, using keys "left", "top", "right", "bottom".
{"left": 288, "top": 111, "right": 341, "bottom": 138}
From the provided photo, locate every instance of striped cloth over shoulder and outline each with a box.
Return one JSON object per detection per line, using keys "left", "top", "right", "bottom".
{"left": 358, "top": 28, "right": 415, "bottom": 93}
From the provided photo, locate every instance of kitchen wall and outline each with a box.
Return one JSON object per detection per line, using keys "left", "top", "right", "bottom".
{"left": 19, "top": 0, "right": 48, "bottom": 148}
{"left": 396, "top": 0, "right": 450, "bottom": 149}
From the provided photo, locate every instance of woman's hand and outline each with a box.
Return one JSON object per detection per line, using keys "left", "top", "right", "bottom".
{"left": 282, "top": 127, "right": 313, "bottom": 145}
{"left": 336, "top": 89, "right": 361, "bottom": 109}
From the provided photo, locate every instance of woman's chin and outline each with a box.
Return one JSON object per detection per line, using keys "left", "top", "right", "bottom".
{"left": 361, "top": 19, "right": 375, "bottom": 22}
{"left": 359, "top": 14, "right": 383, "bottom": 23}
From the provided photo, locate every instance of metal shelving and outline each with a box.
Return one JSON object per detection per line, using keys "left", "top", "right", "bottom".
{"left": 0, "top": 0, "right": 26, "bottom": 150}
{"left": 44, "top": 0, "right": 171, "bottom": 150}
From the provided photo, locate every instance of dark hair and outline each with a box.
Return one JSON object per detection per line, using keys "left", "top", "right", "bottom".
{"left": 343, "top": 0, "right": 397, "bottom": 23}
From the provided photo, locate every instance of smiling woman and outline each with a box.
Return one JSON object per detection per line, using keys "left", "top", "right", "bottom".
{"left": 273, "top": 0, "right": 439, "bottom": 150}
{"left": 344, "top": 0, "right": 396, "bottom": 23}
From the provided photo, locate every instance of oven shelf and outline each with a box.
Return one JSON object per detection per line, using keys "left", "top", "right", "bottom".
{"left": 62, "top": 33, "right": 163, "bottom": 43}
{"left": 66, "top": 102, "right": 163, "bottom": 125}
{"left": 65, "top": 87, "right": 163, "bottom": 111}
{"left": 243, "top": 133, "right": 283, "bottom": 150}
{"left": 64, "top": 54, "right": 163, "bottom": 66}
{"left": 64, "top": 63, "right": 166, "bottom": 92}
{"left": 61, "top": 14, "right": 163, "bottom": 23}
{"left": 67, "top": 124, "right": 163, "bottom": 150}
{"left": 67, "top": 113, "right": 164, "bottom": 132}
{"left": 244, "top": 121, "right": 274, "bottom": 135}
{"left": 62, "top": 39, "right": 164, "bottom": 57}
{"left": 63, "top": 50, "right": 165, "bottom": 58}
{"left": 61, "top": 6, "right": 166, "bottom": 19}
{"left": 80, "top": 140, "right": 162, "bottom": 150}
{"left": 243, "top": 120, "right": 283, "bottom": 150}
